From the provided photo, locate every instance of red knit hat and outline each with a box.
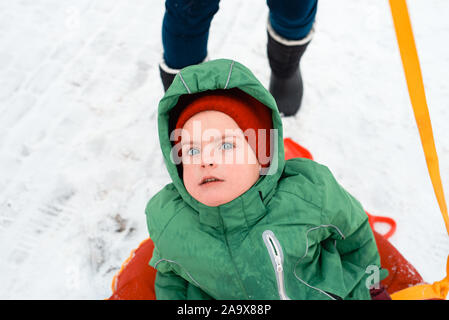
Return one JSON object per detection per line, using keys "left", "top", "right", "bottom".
{"left": 174, "top": 90, "right": 273, "bottom": 167}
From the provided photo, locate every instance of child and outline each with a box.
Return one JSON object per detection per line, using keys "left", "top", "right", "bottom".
{"left": 146, "top": 59, "right": 387, "bottom": 300}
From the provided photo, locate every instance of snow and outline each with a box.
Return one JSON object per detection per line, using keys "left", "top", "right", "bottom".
{"left": 0, "top": 0, "right": 448, "bottom": 299}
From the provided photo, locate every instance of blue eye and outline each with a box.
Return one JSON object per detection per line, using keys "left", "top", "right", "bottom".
{"left": 187, "top": 148, "right": 200, "bottom": 156}
{"left": 222, "top": 142, "right": 234, "bottom": 150}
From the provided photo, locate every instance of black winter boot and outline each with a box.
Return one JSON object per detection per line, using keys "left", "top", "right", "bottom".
{"left": 267, "top": 23, "right": 313, "bottom": 116}
{"left": 159, "top": 60, "right": 179, "bottom": 92}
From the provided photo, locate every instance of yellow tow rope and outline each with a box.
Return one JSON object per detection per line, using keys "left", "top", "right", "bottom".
{"left": 388, "top": 0, "right": 449, "bottom": 300}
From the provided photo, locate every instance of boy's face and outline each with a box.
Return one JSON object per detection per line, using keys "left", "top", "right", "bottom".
{"left": 180, "top": 110, "right": 261, "bottom": 207}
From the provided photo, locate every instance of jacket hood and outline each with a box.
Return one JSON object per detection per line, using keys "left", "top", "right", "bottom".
{"left": 157, "top": 59, "right": 285, "bottom": 216}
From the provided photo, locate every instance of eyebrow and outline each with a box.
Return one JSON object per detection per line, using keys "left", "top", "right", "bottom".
{"left": 181, "top": 134, "right": 239, "bottom": 146}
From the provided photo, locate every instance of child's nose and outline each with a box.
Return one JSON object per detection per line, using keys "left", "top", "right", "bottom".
{"left": 201, "top": 159, "right": 218, "bottom": 168}
{"left": 201, "top": 152, "right": 219, "bottom": 168}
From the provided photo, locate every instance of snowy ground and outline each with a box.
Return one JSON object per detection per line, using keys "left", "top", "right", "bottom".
{"left": 0, "top": 0, "right": 448, "bottom": 299}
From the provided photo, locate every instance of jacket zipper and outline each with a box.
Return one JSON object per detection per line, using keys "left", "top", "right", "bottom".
{"left": 262, "top": 230, "right": 290, "bottom": 300}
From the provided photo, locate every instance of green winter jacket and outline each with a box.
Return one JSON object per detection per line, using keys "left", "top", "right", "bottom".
{"left": 146, "top": 59, "right": 386, "bottom": 300}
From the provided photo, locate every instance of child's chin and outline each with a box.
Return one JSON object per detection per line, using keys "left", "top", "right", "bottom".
{"left": 197, "top": 190, "right": 244, "bottom": 207}
{"left": 197, "top": 191, "right": 234, "bottom": 207}
{"left": 198, "top": 195, "right": 230, "bottom": 207}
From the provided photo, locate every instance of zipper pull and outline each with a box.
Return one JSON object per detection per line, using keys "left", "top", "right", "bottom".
{"left": 275, "top": 255, "right": 283, "bottom": 273}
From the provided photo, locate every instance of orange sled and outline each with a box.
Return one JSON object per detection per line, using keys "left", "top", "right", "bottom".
{"left": 109, "top": 138, "right": 431, "bottom": 300}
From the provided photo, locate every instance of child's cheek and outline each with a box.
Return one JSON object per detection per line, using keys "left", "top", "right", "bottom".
{"left": 182, "top": 163, "right": 196, "bottom": 190}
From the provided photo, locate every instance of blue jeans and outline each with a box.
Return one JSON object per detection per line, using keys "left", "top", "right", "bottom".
{"left": 162, "top": 0, "right": 318, "bottom": 69}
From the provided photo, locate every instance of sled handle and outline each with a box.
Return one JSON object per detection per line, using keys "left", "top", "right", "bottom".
{"left": 366, "top": 211, "right": 397, "bottom": 240}
{"left": 389, "top": 0, "right": 449, "bottom": 235}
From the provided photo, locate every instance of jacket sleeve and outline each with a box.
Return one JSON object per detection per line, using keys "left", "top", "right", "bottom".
{"left": 155, "top": 271, "right": 214, "bottom": 300}
{"left": 154, "top": 270, "right": 188, "bottom": 299}
{"left": 147, "top": 209, "right": 214, "bottom": 300}
{"left": 316, "top": 164, "right": 388, "bottom": 299}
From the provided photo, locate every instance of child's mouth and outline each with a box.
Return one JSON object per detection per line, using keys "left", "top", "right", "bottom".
{"left": 200, "top": 177, "right": 224, "bottom": 186}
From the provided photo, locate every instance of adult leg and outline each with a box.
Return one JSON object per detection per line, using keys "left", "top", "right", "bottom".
{"left": 160, "top": 0, "right": 220, "bottom": 91}
{"left": 266, "top": 0, "right": 318, "bottom": 116}
{"left": 267, "top": 0, "right": 317, "bottom": 41}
